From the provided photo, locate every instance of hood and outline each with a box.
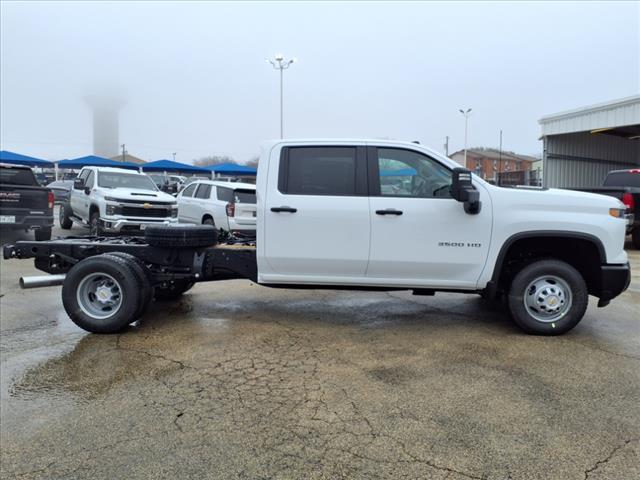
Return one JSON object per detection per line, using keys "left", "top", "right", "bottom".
{"left": 103, "top": 188, "right": 176, "bottom": 203}
{"left": 490, "top": 185, "right": 625, "bottom": 214}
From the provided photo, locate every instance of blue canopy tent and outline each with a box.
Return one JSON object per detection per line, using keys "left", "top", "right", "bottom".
{"left": 206, "top": 162, "right": 257, "bottom": 176}
{"left": 0, "top": 150, "right": 52, "bottom": 167}
{"left": 57, "top": 155, "right": 140, "bottom": 170}
{"left": 142, "top": 159, "right": 210, "bottom": 174}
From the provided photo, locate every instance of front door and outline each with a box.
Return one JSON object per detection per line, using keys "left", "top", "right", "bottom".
{"left": 262, "top": 145, "right": 370, "bottom": 281}
{"left": 366, "top": 146, "right": 492, "bottom": 288}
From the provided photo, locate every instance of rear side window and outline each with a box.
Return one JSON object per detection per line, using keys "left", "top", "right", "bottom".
{"left": 216, "top": 187, "right": 233, "bottom": 202}
{"left": 195, "top": 184, "right": 212, "bottom": 199}
{"left": 604, "top": 172, "right": 640, "bottom": 188}
{"left": 233, "top": 189, "right": 256, "bottom": 204}
{"left": 0, "top": 167, "right": 38, "bottom": 186}
{"left": 280, "top": 147, "right": 357, "bottom": 196}
{"left": 182, "top": 184, "right": 197, "bottom": 197}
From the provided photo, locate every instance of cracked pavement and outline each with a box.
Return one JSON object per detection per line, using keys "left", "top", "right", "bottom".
{"left": 1, "top": 224, "right": 639, "bottom": 479}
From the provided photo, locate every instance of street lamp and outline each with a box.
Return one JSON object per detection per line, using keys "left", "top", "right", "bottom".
{"left": 172, "top": 152, "right": 177, "bottom": 162}
{"left": 267, "top": 53, "right": 297, "bottom": 138}
{"left": 458, "top": 108, "right": 472, "bottom": 167}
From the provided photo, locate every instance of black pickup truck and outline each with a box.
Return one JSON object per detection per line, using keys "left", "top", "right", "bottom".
{"left": 0, "top": 163, "right": 54, "bottom": 240}
{"left": 577, "top": 169, "right": 640, "bottom": 249}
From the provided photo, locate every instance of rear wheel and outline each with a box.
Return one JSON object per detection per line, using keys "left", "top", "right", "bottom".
{"left": 507, "top": 259, "right": 588, "bottom": 335}
{"left": 102, "top": 252, "right": 153, "bottom": 321}
{"left": 203, "top": 217, "right": 215, "bottom": 227}
{"left": 59, "top": 203, "right": 73, "bottom": 229}
{"left": 62, "top": 255, "right": 141, "bottom": 333}
{"left": 34, "top": 227, "right": 52, "bottom": 241}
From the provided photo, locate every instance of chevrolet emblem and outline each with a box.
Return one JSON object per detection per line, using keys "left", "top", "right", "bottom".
{"left": 143, "top": 203, "right": 151, "bottom": 209}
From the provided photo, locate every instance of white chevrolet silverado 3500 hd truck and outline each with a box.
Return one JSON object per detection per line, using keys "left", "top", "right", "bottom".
{"left": 4, "top": 140, "right": 631, "bottom": 335}
{"left": 59, "top": 166, "right": 178, "bottom": 235}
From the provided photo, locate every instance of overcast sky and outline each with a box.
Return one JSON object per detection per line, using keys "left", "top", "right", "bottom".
{"left": 1, "top": 1, "right": 638, "bottom": 163}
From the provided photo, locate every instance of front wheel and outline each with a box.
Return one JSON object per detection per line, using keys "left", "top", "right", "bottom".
{"left": 59, "top": 203, "right": 73, "bottom": 229}
{"left": 89, "top": 211, "right": 102, "bottom": 236}
{"left": 507, "top": 259, "right": 588, "bottom": 335}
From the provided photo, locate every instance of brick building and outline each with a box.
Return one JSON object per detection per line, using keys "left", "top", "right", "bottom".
{"left": 450, "top": 147, "right": 538, "bottom": 185}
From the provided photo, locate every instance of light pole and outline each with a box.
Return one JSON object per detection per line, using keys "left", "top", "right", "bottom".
{"left": 458, "top": 108, "right": 472, "bottom": 167}
{"left": 267, "top": 53, "right": 296, "bottom": 138}
{"left": 172, "top": 152, "right": 177, "bottom": 162}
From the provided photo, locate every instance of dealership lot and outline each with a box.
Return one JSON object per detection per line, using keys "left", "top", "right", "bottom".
{"left": 1, "top": 220, "right": 638, "bottom": 480}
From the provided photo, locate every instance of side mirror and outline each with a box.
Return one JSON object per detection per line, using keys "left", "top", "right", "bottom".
{"left": 84, "top": 187, "right": 91, "bottom": 195}
{"left": 450, "top": 168, "right": 481, "bottom": 214}
{"left": 73, "top": 178, "right": 84, "bottom": 190}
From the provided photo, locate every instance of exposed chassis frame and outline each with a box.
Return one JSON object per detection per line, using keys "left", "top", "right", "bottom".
{"left": 3, "top": 236, "right": 258, "bottom": 285}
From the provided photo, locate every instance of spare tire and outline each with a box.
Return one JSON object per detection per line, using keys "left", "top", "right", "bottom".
{"left": 144, "top": 224, "right": 218, "bottom": 248}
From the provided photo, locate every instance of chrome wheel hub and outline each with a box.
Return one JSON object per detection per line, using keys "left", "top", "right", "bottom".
{"left": 524, "top": 275, "right": 572, "bottom": 323}
{"left": 77, "top": 273, "right": 123, "bottom": 320}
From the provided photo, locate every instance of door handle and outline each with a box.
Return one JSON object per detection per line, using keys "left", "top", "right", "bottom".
{"left": 271, "top": 206, "right": 297, "bottom": 213}
{"left": 376, "top": 209, "right": 403, "bottom": 216}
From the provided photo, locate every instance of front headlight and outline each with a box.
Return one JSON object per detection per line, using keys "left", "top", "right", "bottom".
{"left": 171, "top": 206, "right": 178, "bottom": 218}
{"left": 104, "top": 196, "right": 120, "bottom": 202}
{"left": 106, "top": 204, "right": 117, "bottom": 215}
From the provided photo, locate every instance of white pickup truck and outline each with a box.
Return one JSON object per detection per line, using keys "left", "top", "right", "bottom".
{"left": 5, "top": 139, "right": 631, "bottom": 336}
{"left": 59, "top": 166, "right": 179, "bottom": 235}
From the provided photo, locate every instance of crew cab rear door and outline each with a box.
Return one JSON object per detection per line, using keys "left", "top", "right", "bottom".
{"left": 262, "top": 144, "right": 370, "bottom": 280}
{"left": 366, "top": 146, "right": 492, "bottom": 288}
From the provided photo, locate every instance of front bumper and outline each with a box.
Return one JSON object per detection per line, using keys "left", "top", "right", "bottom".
{"left": 99, "top": 217, "right": 178, "bottom": 233}
{"left": 597, "top": 263, "right": 631, "bottom": 307}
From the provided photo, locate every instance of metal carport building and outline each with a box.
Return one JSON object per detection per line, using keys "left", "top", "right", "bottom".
{"left": 539, "top": 95, "right": 640, "bottom": 188}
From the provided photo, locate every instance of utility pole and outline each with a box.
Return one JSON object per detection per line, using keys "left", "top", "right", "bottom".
{"left": 498, "top": 130, "right": 503, "bottom": 186}
{"left": 444, "top": 136, "right": 449, "bottom": 156}
{"left": 121, "top": 144, "right": 126, "bottom": 162}
{"left": 458, "top": 108, "right": 472, "bottom": 167}
{"left": 267, "top": 54, "right": 297, "bottom": 138}
{"left": 172, "top": 152, "right": 177, "bottom": 162}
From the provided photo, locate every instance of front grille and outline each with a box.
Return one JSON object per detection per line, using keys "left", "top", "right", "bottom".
{"left": 120, "top": 206, "right": 170, "bottom": 218}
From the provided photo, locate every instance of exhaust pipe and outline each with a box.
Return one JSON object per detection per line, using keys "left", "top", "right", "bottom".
{"left": 19, "top": 274, "right": 66, "bottom": 289}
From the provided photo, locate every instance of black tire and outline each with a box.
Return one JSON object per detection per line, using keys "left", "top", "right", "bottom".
{"left": 144, "top": 224, "right": 217, "bottom": 248}
{"left": 102, "top": 252, "right": 153, "bottom": 321}
{"left": 507, "top": 259, "right": 588, "bottom": 335}
{"left": 154, "top": 280, "right": 195, "bottom": 301}
{"left": 62, "top": 255, "right": 142, "bottom": 333}
{"left": 632, "top": 228, "right": 640, "bottom": 250}
{"left": 203, "top": 217, "right": 215, "bottom": 227}
{"left": 34, "top": 227, "right": 52, "bottom": 241}
{"left": 59, "top": 203, "right": 73, "bottom": 229}
{"left": 89, "top": 211, "right": 102, "bottom": 236}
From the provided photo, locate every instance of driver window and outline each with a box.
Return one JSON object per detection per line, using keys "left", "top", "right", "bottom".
{"left": 377, "top": 148, "right": 452, "bottom": 198}
{"left": 85, "top": 171, "right": 95, "bottom": 188}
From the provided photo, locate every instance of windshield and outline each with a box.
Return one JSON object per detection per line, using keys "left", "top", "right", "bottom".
{"left": 0, "top": 167, "right": 38, "bottom": 186}
{"left": 604, "top": 172, "right": 640, "bottom": 188}
{"left": 98, "top": 172, "right": 158, "bottom": 191}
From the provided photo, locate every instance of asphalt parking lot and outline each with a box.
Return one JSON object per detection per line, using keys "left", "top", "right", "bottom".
{"left": 1, "top": 216, "right": 638, "bottom": 480}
